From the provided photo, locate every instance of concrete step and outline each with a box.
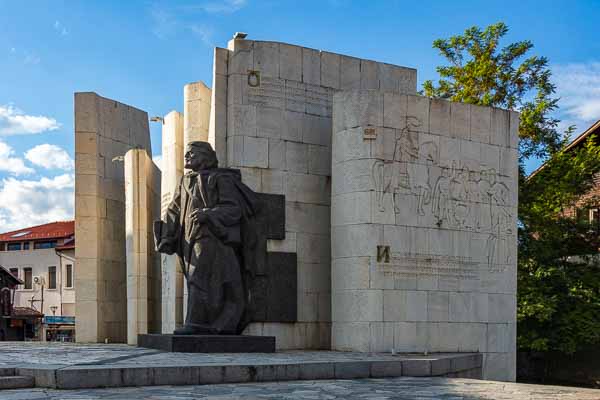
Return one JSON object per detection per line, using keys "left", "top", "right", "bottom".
{"left": 17, "top": 353, "right": 483, "bottom": 389}
{"left": 0, "top": 376, "right": 35, "bottom": 390}
{"left": 0, "top": 368, "right": 15, "bottom": 377}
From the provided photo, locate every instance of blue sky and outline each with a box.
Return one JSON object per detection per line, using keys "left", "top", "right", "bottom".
{"left": 1, "top": 0, "right": 599, "bottom": 231}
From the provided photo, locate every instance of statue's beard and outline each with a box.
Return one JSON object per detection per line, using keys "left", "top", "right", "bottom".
{"left": 186, "top": 161, "right": 211, "bottom": 171}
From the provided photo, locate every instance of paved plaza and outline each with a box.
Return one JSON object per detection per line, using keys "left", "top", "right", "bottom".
{"left": 1, "top": 377, "right": 598, "bottom": 399}
{"left": 0, "top": 342, "right": 468, "bottom": 369}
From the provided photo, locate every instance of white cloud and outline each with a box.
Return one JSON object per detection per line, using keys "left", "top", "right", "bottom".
{"left": 199, "top": 0, "right": 247, "bottom": 13}
{"left": 23, "top": 51, "right": 40, "bottom": 65}
{"left": 25, "top": 144, "right": 74, "bottom": 171}
{"left": 0, "top": 140, "right": 34, "bottom": 175}
{"left": 0, "top": 105, "right": 60, "bottom": 136}
{"left": 149, "top": 6, "right": 179, "bottom": 39}
{"left": 150, "top": 1, "right": 245, "bottom": 41}
{"left": 53, "top": 20, "right": 69, "bottom": 36}
{"left": 190, "top": 24, "right": 214, "bottom": 47}
{"left": 553, "top": 62, "right": 600, "bottom": 132}
{"left": 152, "top": 154, "right": 162, "bottom": 170}
{"left": 0, "top": 174, "right": 74, "bottom": 233}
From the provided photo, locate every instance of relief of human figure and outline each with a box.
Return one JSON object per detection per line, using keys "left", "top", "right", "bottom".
{"left": 391, "top": 117, "right": 419, "bottom": 212}
{"left": 414, "top": 141, "right": 438, "bottom": 216}
{"left": 449, "top": 166, "right": 470, "bottom": 228}
{"left": 484, "top": 169, "right": 513, "bottom": 266}
{"left": 432, "top": 167, "right": 452, "bottom": 226}
{"left": 372, "top": 116, "right": 420, "bottom": 213}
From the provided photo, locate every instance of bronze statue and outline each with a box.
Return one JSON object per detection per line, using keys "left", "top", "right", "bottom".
{"left": 154, "top": 142, "right": 261, "bottom": 335}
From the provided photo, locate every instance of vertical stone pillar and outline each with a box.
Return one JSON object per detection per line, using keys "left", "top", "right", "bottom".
{"left": 184, "top": 81, "right": 211, "bottom": 146}
{"left": 160, "top": 111, "right": 185, "bottom": 333}
{"left": 125, "top": 149, "right": 162, "bottom": 345}
{"left": 208, "top": 48, "right": 229, "bottom": 165}
{"left": 182, "top": 82, "right": 211, "bottom": 321}
{"left": 74, "top": 92, "right": 152, "bottom": 343}
{"left": 331, "top": 90, "right": 519, "bottom": 381}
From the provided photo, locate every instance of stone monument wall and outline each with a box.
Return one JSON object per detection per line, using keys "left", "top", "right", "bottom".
{"left": 160, "top": 111, "right": 185, "bottom": 333}
{"left": 331, "top": 90, "right": 519, "bottom": 381}
{"left": 210, "top": 38, "right": 417, "bottom": 349}
{"left": 125, "top": 149, "right": 162, "bottom": 344}
{"left": 184, "top": 81, "right": 212, "bottom": 145}
{"left": 74, "top": 92, "right": 152, "bottom": 343}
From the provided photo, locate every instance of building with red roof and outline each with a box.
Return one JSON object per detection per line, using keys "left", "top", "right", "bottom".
{"left": 0, "top": 221, "right": 76, "bottom": 341}
{"left": 530, "top": 120, "right": 600, "bottom": 224}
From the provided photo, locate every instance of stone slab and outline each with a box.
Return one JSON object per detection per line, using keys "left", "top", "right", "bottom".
{"left": 137, "top": 334, "right": 276, "bottom": 353}
{"left": 0, "top": 375, "right": 34, "bottom": 389}
{"left": 0, "top": 342, "right": 484, "bottom": 390}
{"left": 16, "top": 352, "right": 481, "bottom": 389}
{"left": 256, "top": 193, "right": 286, "bottom": 240}
{"left": 251, "top": 251, "right": 298, "bottom": 323}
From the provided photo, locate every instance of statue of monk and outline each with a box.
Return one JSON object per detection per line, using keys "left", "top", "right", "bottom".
{"left": 154, "top": 141, "right": 261, "bottom": 335}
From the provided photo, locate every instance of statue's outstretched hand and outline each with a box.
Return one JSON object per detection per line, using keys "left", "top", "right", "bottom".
{"left": 190, "top": 208, "right": 209, "bottom": 225}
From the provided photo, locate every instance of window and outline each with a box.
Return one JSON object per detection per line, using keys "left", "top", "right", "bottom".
{"left": 23, "top": 268, "right": 32, "bottom": 289}
{"left": 9, "top": 268, "right": 18, "bottom": 279}
{"left": 590, "top": 208, "right": 600, "bottom": 230}
{"left": 48, "top": 266, "right": 56, "bottom": 289}
{"left": 7, "top": 243, "right": 21, "bottom": 251}
{"left": 65, "top": 264, "right": 73, "bottom": 288}
{"left": 34, "top": 241, "right": 56, "bottom": 250}
{"left": 23, "top": 242, "right": 29, "bottom": 250}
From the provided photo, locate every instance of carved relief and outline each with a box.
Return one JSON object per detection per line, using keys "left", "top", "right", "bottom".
{"left": 376, "top": 250, "right": 480, "bottom": 280}
{"left": 246, "top": 77, "right": 333, "bottom": 116}
{"left": 372, "top": 116, "right": 515, "bottom": 270}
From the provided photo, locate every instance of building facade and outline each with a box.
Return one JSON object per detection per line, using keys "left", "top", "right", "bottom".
{"left": 0, "top": 221, "right": 76, "bottom": 341}
{"left": 531, "top": 119, "right": 600, "bottom": 223}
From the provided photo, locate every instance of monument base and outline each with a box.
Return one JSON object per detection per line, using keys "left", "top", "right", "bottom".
{"left": 137, "top": 334, "right": 276, "bottom": 353}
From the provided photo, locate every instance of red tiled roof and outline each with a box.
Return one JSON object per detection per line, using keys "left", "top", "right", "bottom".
{"left": 529, "top": 119, "right": 600, "bottom": 179}
{"left": 12, "top": 307, "right": 43, "bottom": 318}
{"left": 0, "top": 221, "right": 74, "bottom": 243}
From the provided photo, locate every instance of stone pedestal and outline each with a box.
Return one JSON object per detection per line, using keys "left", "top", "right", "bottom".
{"left": 138, "top": 334, "right": 276, "bottom": 353}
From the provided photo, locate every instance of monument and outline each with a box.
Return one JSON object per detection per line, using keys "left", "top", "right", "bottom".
{"left": 139, "top": 141, "right": 275, "bottom": 352}
{"left": 74, "top": 34, "right": 518, "bottom": 381}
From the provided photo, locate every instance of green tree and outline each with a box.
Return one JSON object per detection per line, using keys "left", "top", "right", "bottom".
{"left": 424, "top": 22, "right": 600, "bottom": 354}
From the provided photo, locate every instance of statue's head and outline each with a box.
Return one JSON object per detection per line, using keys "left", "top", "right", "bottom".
{"left": 184, "top": 141, "right": 218, "bottom": 171}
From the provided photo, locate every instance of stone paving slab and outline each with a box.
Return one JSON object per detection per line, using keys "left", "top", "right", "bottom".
{"left": 1, "top": 377, "right": 599, "bottom": 399}
{"left": 0, "top": 342, "right": 483, "bottom": 389}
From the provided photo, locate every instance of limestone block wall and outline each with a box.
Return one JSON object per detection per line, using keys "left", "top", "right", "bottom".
{"left": 160, "top": 111, "right": 185, "bottom": 334}
{"left": 331, "top": 90, "right": 518, "bottom": 381}
{"left": 125, "top": 149, "right": 162, "bottom": 344}
{"left": 74, "top": 92, "right": 152, "bottom": 343}
{"left": 184, "top": 81, "right": 211, "bottom": 145}
{"left": 211, "top": 38, "right": 417, "bottom": 349}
